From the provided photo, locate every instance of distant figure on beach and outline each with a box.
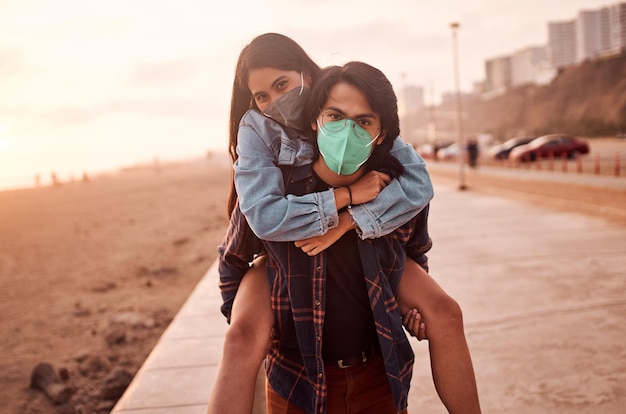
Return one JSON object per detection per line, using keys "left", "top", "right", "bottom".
{"left": 50, "top": 171, "right": 61, "bottom": 187}
{"left": 82, "top": 171, "right": 90, "bottom": 183}
{"left": 35, "top": 174, "right": 41, "bottom": 187}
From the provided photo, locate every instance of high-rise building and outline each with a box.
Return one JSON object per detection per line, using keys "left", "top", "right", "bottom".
{"left": 484, "top": 55, "right": 512, "bottom": 95}
{"left": 400, "top": 85, "right": 425, "bottom": 116}
{"left": 481, "top": 2, "right": 625, "bottom": 98}
{"left": 397, "top": 85, "right": 425, "bottom": 144}
{"left": 609, "top": 2, "right": 626, "bottom": 52}
{"left": 548, "top": 20, "right": 577, "bottom": 68}
{"left": 576, "top": 8, "right": 611, "bottom": 61}
{"left": 511, "top": 46, "right": 555, "bottom": 87}
{"left": 545, "top": 3, "right": 624, "bottom": 68}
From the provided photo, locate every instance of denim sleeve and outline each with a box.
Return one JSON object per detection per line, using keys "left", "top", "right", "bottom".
{"left": 348, "top": 136, "right": 434, "bottom": 239}
{"left": 234, "top": 113, "right": 339, "bottom": 242}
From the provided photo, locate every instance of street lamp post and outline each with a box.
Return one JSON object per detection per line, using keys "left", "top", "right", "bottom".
{"left": 401, "top": 71, "right": 412, "bottom": 145}
{"left": 450, "top": 22, "right": 467, "bottom": 190}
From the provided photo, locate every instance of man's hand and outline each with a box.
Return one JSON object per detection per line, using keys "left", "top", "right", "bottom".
{"left": 295, "top": 211, "right": 355, "bottom": 256}
{"left": 295, "top": 227, "right": 343, "bottom": 256}
{"left": 402, "top": 308, "right": 427, "bottom": 341}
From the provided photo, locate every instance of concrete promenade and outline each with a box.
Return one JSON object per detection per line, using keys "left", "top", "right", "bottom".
{"left": 112, "top": 175, "right": 626, "bottom": 413}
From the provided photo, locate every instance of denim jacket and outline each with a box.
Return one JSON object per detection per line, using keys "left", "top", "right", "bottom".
{"left": 234, "top": 109, "right": 434, "bottom": 241}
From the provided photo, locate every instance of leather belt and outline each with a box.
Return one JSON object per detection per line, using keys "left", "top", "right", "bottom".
{"left": 326, "top": 344, "right": 378, "bottom": 369}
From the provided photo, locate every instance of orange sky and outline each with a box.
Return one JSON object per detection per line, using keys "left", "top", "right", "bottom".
{"left": 0, "top": 0, "right": 614, "bottom": 190}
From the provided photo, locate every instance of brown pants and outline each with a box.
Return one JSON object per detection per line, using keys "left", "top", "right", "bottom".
{"left": 266, "top": 352, "right": 408, "bottom": 414}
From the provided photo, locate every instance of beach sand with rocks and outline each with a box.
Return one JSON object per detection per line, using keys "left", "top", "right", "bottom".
{"left": 0, "top": 158, "right": 231, "bottom": 413}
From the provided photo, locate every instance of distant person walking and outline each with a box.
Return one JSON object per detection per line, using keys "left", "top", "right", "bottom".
{"left": 466, "top": 136, "right": 479, "bottom": 168}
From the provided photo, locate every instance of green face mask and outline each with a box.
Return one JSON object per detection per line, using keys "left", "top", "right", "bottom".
{"left": 317, "top": 119, "right": 378, "bottom": 175}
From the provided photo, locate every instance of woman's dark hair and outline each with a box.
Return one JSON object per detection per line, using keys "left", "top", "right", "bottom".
{"left": 304, "top": 61, "right": 404, "bottom": 178}
{"left": 227, "top": 33, "right": 321, "bottom": 216}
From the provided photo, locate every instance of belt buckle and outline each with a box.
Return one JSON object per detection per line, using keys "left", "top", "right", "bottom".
{"left": 337, "top": 350, "right": 368, "bottom": 369}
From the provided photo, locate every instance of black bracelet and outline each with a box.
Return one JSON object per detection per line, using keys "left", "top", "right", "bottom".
{"left": 346, "top": 186, "right": 352, "bottom": 205}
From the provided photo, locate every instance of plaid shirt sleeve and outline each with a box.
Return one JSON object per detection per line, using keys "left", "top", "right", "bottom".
{"left": 405, "top": 204, "right": 432, "bottom": 272}
{"left": 218, "top": 203, "right": 265, "bottom": 323}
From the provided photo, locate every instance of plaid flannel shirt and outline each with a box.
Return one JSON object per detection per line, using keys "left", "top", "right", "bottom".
{"left": 219, "top": 165, "right": 432, "bottom": 414}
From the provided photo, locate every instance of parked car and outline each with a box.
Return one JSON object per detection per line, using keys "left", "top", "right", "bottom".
{"left": 416, "top": 143, "right": 437, "bottom": 160}
{"left": 436, "top": 142, "right": 462, "bottom": 160}
{"left": 418, "top": 140, "right": 454, "bottom": 160}
{"left": 489, "top": 136, "right": 536, "bottom": 160}
{"left": 509, "top": 134, "right": 589, "bottom": 162}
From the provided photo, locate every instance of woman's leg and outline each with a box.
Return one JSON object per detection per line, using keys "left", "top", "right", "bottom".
{"left": 397, "top": 259, "right": 481, "bottom": 414}
{"left": 207, "top": 256, "right": 273, "bottom": 414}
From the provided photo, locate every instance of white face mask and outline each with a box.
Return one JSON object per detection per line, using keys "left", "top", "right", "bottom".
{"left": 262, "top": 72, "right": 308, "bottom": 130}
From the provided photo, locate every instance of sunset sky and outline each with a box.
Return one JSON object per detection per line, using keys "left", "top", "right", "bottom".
{"left": 0, "top": 0, "right": 614, "bottom": 189}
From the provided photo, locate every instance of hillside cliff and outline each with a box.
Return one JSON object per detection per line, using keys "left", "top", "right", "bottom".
{"left": 426, "top": 52, "right": 626, "bottom": 140}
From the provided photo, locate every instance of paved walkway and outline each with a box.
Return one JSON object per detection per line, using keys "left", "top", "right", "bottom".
{"left": 111, "top": 178, "right": 626, "bottom": 413}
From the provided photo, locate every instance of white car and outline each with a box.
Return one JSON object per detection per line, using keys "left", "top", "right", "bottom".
{"left": 436, "top": 143, "right": 462, "bottom": 160}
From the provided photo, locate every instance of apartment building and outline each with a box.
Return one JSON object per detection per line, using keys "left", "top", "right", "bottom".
{"left": 549, "top": 2, "right": 625, "bottom": 67}
{"left": 548, "top": 20, "right": 577, "bottom": 68}
{"left": 484, "top": 55, "right": 512, "bottom": 96}
{"left": 609, "top": 2, "right": 626, "bottom": 51}
{"left": 511, "top": 46, "right": 555, "bottom": 87}
{"left": 577, "top": 8, "right": 611, "bottom": 61}
{"left": 483, "top": 2, "right": 625, "bottom": 96}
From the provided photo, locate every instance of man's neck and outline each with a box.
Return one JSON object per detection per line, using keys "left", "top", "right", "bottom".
{"left": 312, "top": 158, "right": 364, "bottom": 187}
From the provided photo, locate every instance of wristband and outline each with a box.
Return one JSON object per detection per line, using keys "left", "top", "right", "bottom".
{"left": 346, "top": 186, "right": 352, "bottom": 206}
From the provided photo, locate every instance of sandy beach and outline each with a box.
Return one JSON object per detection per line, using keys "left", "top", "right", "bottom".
{"left": 0, "top": 158, "right": 231, "bottom": 413}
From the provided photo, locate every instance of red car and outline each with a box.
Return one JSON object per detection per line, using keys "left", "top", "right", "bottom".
{"left": 509, "top": 134, "right": 589, "bottom": 162}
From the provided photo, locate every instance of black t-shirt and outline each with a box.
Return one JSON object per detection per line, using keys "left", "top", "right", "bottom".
{"left": 314, "top": 174, "right": 378, "bottom": 361}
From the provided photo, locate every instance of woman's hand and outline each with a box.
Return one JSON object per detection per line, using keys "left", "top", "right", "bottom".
{"left": 402, "top": 308, "right": 427, "bottom": 340}
{"left": 349, "top": 170, "right": 391, "bottom": 205}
